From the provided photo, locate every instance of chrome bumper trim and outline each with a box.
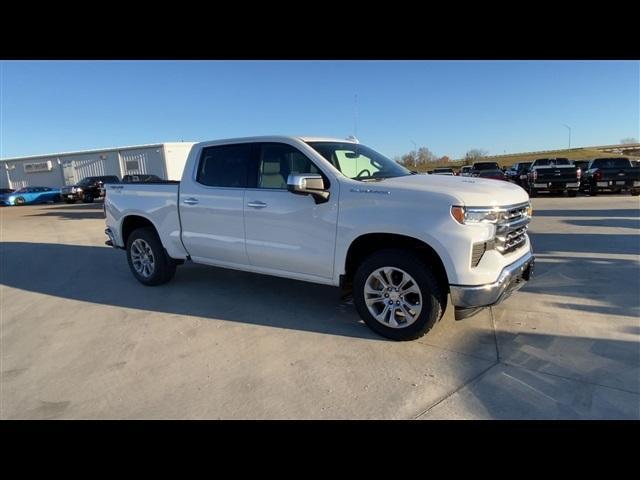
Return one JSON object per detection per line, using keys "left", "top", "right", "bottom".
{"left": 450, "top": 250, "right": 534, "bottom": 308}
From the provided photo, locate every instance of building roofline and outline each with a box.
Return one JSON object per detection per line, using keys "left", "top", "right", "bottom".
{"left": 0, "top": 142, "right": 197, "bottom": 163}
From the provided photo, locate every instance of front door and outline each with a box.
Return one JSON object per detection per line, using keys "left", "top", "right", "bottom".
{"left": 243, "top": 142, "right": 338, "bottom": 280}
{"left": 179, "top": 143, "right": 252, "bottom": 266}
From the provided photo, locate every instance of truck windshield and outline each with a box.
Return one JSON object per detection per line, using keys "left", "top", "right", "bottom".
{"left": 306, "top": 142, "right": 411, "bottom": 181}
{"left": 591, "top": 158, "right": 631, "bottom": 169}
{"left": 473, "top": 162, "right": 499, "bottom": 170}
{"left": 78, "top": 177, "right": 95, "bottom": 186}
{"left": 534, "top": 159, "right": 570, "bottom": 166}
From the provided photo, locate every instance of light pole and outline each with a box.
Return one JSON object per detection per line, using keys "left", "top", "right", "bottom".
{"left": 563, "top": 124, "right": 571, "bottom": 149}
{"left": 410, "top": 140, "right": 417, "bottom": 168}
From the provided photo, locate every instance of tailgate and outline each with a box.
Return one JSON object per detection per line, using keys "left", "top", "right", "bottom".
{"left": 535, "top": 167, "right": 578, "bottom": 182}
{"left": 601, "top": 168, "right": 640, "bottom": 181}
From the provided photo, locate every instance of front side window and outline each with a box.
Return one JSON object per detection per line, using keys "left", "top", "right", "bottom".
{"left": 197, "top": 144, "right": 252, "bottom": 188}
{"left": 257, "top": 143, "right": 320, "bottom": 190}
{"left": 306, "top": 142, "right": 410, "bottom": 181}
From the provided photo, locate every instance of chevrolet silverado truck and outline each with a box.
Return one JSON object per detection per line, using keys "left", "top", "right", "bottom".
{"left": 104, "top": 136, "right": 534, "bottom": 341}
{"left": 580, "top": 157, "right": 640, "bottom": 196}
{"left": 526, "top": 158, "right": 579, "bottom": 197}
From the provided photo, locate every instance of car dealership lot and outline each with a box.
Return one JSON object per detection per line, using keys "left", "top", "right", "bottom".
{"left": 1, "top": 195, "right": 639, "bottom": 419}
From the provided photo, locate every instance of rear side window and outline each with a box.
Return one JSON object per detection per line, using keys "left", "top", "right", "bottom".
{"left": 197, "top": 144, "right": 252, "bottom": 188}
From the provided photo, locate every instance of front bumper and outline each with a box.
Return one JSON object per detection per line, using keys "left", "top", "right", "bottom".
{"left": 450, "top": 250, "right": 534, "bottom": 309}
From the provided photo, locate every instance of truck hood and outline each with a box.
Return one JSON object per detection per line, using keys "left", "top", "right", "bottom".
{"left": 375, "top": 174, "right": 529, "bottom": 207}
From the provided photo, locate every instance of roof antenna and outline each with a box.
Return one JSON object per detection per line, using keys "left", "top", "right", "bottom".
{"left": 347, "top": 94, "right": 359, "bottom": 143}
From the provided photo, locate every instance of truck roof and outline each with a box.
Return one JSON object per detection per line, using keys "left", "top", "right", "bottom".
{"left": 194, "top": 135, "right": 358, "bottom": 147}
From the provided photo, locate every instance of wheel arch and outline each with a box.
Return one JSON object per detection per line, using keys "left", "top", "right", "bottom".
{"left": 120, "top": 214, "right": 160, "bottom": 247}
{"left": 342, "top": 233, "right": 449, "bottom": 293}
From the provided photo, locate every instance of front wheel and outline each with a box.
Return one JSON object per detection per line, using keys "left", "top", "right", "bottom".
{"left": 353, "top": 249, "right": 446, "bottom": 341}
{"left": 14, "top": 197, "right": 26, "bottom": 206}
{"left": 126, "top": 227, "right": 177, "bottom": 286}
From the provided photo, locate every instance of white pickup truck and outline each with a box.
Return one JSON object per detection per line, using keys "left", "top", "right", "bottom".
{"left": 104, "top": 136, "right": 534, "bottom": 341}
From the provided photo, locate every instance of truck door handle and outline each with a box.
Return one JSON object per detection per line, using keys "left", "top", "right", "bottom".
{"left": 183, "top": 197, "right": 199, "bottom": 205}
{"left": 247, "top": 201, "right": 267, "bottom": 208}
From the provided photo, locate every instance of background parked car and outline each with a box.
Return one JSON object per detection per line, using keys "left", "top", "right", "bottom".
{"left": 1, "top": 186, "right": 61, "bottom": 206}
{"left": 470, "top": 161, "right": 506, "bottom": 180}
{"left": 459, "top": 166, "right": 473, "bottom": 176}
{"left": 580, "top": 157, "right": 640, "bottom": 196}
{"left": 431, "top": 168, "right": 455, "bottom": 175}
{"left": 61, "top": 176, "right": 120, "bottom": 204}
{"left": 471, "top": 161, "right": 507, "bottom": 180}
{"left": 526, "top": 158, "right": 579, "bottom": 197}
{"left": 506, "top": 162, "right": 532, "bottom": 187}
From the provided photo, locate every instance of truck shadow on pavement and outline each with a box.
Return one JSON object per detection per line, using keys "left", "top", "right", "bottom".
{"left": 25, "top": 203, "right": 106, "bottom": 221}
{"left": 0, "top": 241, "right": 380, "bottom": 340}
{"left": 2, "top": 241, "right": 638, "bottom": 419}
{"left": 421, "top": 327, "right": 640, "bottom": 419}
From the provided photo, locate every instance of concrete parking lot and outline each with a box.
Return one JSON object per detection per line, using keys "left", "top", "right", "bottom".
{"left": 1, "top": 194, "right": 639, "bottom": 419}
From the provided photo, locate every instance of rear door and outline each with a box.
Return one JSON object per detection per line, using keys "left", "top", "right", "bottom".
{"left": 179, "top": 143, "right": 252, "bottom": 266}
{"left": 243, "top": 142, "right": 338, "bottom": 280}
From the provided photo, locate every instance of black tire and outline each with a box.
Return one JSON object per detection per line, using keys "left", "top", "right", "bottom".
{"left": 126, "top": 227, "right": 177, "bottom": 286}
{"left": 14, "top": 197, "right": 26, "bottom": 206}
{"left": 631, "top": 189, "right": 640, "bottom": 197}
{"left": 82, "top": 193, "right": 94, "bottom": 203}
{"left": 353, "top": 249, "right": 446, "bottom": 341}
{"left": 567, "top": 190, "right": 577, "bottom": 197}
{"left": 528, "top": 187, "right": 537, "bottom": 198}
{"left": 65, "top": 199, "right": 76, "bottom": 204}
{"left": 589, "top": 183, "right": 598, "bottom": 196}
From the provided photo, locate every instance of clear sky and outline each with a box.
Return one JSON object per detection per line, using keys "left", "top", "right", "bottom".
{"left": 1, "top": 60, "right": 638, "bottom": 160}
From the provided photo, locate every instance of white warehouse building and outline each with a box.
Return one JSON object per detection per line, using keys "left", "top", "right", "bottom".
{"left": 0, "top": 142, "right": 196, "bottom": 190}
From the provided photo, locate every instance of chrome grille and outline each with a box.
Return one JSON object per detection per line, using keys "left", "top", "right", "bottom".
{"left": 494, "top": 203, "right": 530, "bottom": 255}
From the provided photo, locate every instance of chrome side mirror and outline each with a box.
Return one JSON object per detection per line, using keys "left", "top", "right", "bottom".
{"left": 287, "top": 174, "right": 330, "bottom": 204}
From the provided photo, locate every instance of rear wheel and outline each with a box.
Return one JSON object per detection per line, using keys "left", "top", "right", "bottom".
{"left": 14, "top": 197, "right": 26, "bottom": 206}
{"left": 126, "top": 227, "right": 177, "bottom": 286}
{"left": 567, "top": 190, "right": 577, "bottom": 197}
{"left": 353, "top": 249, "right": 445, "bottom": 341}
{"left": 631, "top": 189, "right": 640, "bottom": 196}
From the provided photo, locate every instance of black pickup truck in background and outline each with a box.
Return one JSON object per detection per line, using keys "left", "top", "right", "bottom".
{"left": 526, "top": 158, "right": 580, "bottom": 197}
{"left": 61, "top": 175, "right": 121, "bottom": 203}
{"left": 506, "top": 162, "right": 532, "bottom": 188}
{"left": 580, "top": 157, "right": 640, "bottom": 196}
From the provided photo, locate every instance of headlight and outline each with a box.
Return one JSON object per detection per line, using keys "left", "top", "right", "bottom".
{"left": 8, "top": 196, "right": 15, "bottom": 203}
{"left": 452, "top": 204, "right": 532, "bottom": 225}
{"left": 451, "top": 206, "right": 500, "bottom": 224}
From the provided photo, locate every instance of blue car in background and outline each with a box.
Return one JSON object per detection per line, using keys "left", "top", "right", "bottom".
{"left": 0, "top": 186, "right": 61, "bottom": 206}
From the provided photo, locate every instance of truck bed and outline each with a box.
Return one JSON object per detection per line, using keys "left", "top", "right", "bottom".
{"left": 104, "top": 182, "right": 188, "bottom": 260}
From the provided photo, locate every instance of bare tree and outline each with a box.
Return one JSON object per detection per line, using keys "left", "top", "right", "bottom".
{"left": 621, "top": 137, "right": 638, "bottom": 144}
{"left": 416, "top": 147, "right": 437, "bottom": 165}
{"left": 464, "top": 148, "right": 488, "bottom": 165}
